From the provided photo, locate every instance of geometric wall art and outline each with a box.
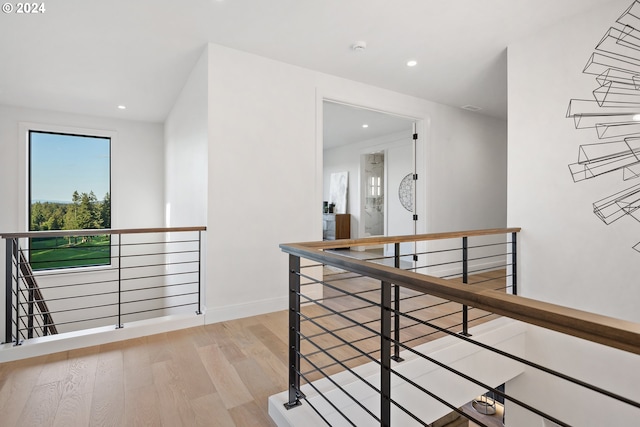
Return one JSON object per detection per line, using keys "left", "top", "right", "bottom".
{"left": 566, "top": 0, "right": 640, "bottom": 253}
{"left": 398, "top": 173, "right": 414, "bottom": 212}
{"left": 329, "top": 171, "right": 348, "bottom": 214}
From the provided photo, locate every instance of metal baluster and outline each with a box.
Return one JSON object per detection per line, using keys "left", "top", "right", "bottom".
{"left": 43, "top": 313, "right": 50, "bottom": 336}
{"left": 392, "top": 243, "right": 404, "bottom": 362}
{"left": 381, "top": 280, "right": 392, "bottom": 426}
{"left": 27, "top": 279, "right": 34, "bottom": 339}
{"left": 461, "top": 236, "right": 471, "bottom": 336}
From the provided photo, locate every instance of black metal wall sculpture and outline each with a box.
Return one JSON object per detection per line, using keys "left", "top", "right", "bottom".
{"left": 567, "top": 0, "right": 640, "bottom": 253}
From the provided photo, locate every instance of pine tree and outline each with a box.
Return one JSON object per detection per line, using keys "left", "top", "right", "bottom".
{"left": 101, "top": 192, "right": 111, "bottom": 229}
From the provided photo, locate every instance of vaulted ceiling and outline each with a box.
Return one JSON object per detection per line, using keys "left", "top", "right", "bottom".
{"left": 0, "top": 0, "right": 617, "bottom": 123}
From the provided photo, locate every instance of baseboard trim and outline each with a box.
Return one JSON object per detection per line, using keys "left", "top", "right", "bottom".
{"left": 205, "top": 296, "right": 289, "bottom": 324}
{"left": 0, "top": 312, "right": 206, "bottom": 363}
{"left": 204, "top": 286, "right": 324, "bottom": 324}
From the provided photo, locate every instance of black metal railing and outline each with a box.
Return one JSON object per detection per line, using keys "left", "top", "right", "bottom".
{"left": 280, "top": 228, "right": 640, "bottom": 426}
{"left": 2, "top": 226, "right": 205, "bottom": 345}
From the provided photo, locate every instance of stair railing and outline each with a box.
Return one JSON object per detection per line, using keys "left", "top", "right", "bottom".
{"left": 280, "top": 227, "right": 640, "bottom": 426}
{"left": 18, "top": 249, "right": 58, "bottom": 338}
{"left": 2, "top": 226, "right": 205, "bottom": 345}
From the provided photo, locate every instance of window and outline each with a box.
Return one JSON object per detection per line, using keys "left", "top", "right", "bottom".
{"left": 29, "top": 131, "right": 111, "bottom": 270}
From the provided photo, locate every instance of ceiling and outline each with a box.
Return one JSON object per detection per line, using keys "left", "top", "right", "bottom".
{"left": 323, "top": 102, "right": 414, "bottom": 149}
{"left": 0, "top": 0, "right": 617, "bottom": 123}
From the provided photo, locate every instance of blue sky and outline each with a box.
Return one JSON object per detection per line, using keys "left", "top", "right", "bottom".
{"left": 30, "top": 132, "right": 110, "bottom": 203}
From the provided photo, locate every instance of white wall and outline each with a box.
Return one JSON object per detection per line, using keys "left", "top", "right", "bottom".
{"left": 323, "top": 140, "right": 362, "bottom": 237}
{"left": 508, "top": 0, "right": 637, "bottom": 321}
{"left": 0, "top": 105, "right": 165, "bottom": 338}
{"left": 428, "top": 107, "right": 507, "bottom": 232}
{"left": 506, "top": 325, "right": 640, "bottom": 427}
{"left": 206, "top": 44, "right": 320, "bottom": 321}
{"left": 385, "top": 141, "right": 414, "bottom": 234}
{"left": 164, "top": 47, "right": 208, "bottom": 228}
{"left": 205, "top": 42, "right": 507, "bottom": 322}
{"left": 507, "top": 1, "right": 640, "bottom": 425}
{"left": 386, "top": 138, "right": 414, "bottom": 258}
{"left": 163, "top": 48, "right": 209, "bottom": 318}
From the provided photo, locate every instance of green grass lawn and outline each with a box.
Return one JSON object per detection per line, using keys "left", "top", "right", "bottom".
{"left": 30, "top": 235, "right": 112, "bottom": 270}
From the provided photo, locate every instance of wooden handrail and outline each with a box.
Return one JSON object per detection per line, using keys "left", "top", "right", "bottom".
{"left": 0, "top": 226, "right": 206, "bottom": 240}
{"left": 292, "top": 227, "right": 522, "bottom": 249}
{"left": 280, "top": 228, "right": 640, "bottom": 356}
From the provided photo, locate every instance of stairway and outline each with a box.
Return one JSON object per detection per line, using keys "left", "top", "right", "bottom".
{"left": 269, "top": 317, "right": 524, "bottom": 426}
{"left": 18, "top": 250, "right": 57, "bottom": 338}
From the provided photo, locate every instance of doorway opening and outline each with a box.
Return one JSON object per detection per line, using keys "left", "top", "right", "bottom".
{"left": 363, "top": 152, "right": 384, "bottom": 237}
{"left": 322, "top": 100, "right": 419, "bottom": 262}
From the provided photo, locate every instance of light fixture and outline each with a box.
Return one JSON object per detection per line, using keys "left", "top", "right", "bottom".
{"left": 362, "top": 124, "right": 369, "bottom": 128}
{"left": 352, "top": 41, "right": 367, "bottom": 52}
{"left": 633, "top": 114, "right": 640, "bottom": 121}
{"left": 461, "top": 105, "right": 482, "bottom": 112}
{"left": 472, "top": 392, "right": 496, "bottom": 415}
{"left": 117, "top": 105, "right": 126, "bottom": 110}
{"left": 406, "top": 60, "right": 417, "bottom": 67}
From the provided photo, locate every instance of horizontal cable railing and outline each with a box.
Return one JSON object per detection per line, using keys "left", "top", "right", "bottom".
{"left": 280, "top": 228, "right": 640, "bottom": 426}
{"left": 2, "top": 226, "right": 205, "bottom": 345}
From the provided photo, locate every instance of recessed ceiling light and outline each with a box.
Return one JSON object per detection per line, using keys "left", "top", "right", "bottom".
{"left": 633, "top": 114, "right": 640, "bottom": 121}
{"left": 117, "top": 105, "right": 126, "bottom": 110}
{"left": 362, "top": 124, "right": 369, "bottom": 128}
{"left": 406, "top": 60, "right": 417, "bottom": 67}
{"left": 461, "top": 105, "right": 482, "bottom": 112}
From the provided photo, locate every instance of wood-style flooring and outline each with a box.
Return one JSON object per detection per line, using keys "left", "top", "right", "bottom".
{"left": 0, "top": 313, "right": 288, "bottom": 427}
{"left": 0, "top": 266, "right": 507, "bottom": 426}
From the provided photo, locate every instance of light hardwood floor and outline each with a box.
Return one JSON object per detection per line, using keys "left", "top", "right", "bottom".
{"left": 0, "top": 312, "right": 288, "bottom": 427}
{"left": 0, "top": 268, "right": 507, "bottom": 426}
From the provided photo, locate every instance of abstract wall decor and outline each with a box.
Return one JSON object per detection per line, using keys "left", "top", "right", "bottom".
{"left": 398, "top": 173, "right": 414, "bottom": 212}
{"left": 567, "top": 0, "right": 640, "bottom": 253}
{"left": 329, "top": 172, "right": 348, "bottom": 214}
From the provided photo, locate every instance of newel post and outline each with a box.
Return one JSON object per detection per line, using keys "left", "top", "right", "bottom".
{"left": 511, "top": 232, "right": 518, "bottom": 295}
{"left": 284, "top": 254, "right": 302, "bottom": 409}
{"left": 196, "top": 230, "right": 202, "bottom": 315}
{"left": 116, "top": 234, "right": 123, "bottom": 329}
{"left": 5, "top": 238, "right": 13, "bottom": 344}
{"left": 12, "top": 239, "right": 21, "bottom": 345}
